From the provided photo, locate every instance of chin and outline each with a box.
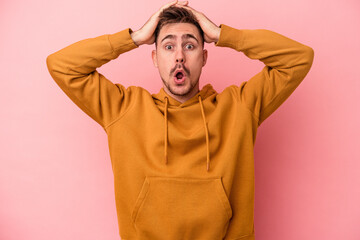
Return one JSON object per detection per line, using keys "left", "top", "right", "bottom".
{"left": 167, "top": 82, "right": 193, "bottom": 97}
{"left": 162, "top": 76, "right": 198, "bottom": 98}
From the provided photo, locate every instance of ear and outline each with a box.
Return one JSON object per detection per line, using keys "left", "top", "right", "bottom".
{"left": 152, "top": 50, "right": 158, "bottom": 68}
{"left": 202, "top": 49, "right": 208, "bottom": 67}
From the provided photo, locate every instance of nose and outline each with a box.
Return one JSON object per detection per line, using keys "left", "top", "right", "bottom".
{"left": 175, "top": 49, "right": 185, "bottom": 63}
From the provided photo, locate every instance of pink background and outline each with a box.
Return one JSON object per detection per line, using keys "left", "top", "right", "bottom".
{"left": 1, "top": 0, "right": 359, "bottom": 239}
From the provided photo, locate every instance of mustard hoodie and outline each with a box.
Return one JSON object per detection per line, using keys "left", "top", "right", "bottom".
{"left": 46, "top": 24, "right": 314, "bottom": 240}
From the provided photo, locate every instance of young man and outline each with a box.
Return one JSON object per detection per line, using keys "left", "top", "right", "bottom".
{"left": 46, "top": 1, "right": 314, "bottom": 239}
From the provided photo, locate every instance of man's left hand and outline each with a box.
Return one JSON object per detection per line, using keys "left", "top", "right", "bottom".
{"left": 176, "top": 3, "right": 221, "bottom": 43}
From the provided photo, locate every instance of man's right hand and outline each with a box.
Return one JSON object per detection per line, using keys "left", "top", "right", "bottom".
{"left": 130, "top": 0, "right": 189, "bottom": 46}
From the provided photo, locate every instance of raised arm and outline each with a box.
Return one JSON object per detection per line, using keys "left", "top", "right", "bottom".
{"left": 46, "top": 0, "right": 188, "bottom": 130}
{"left": 216, "top": 25, "right": 314, "bottom": 126}
{"left": 180, "top": 4, "right": 314, "bottom": 127}
{"left": 46, "top": 29, "right": 138, "bottom": 130}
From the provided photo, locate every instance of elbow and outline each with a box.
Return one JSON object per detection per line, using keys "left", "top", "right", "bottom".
{"left": 289, "top": 46, "right": 314, "bottom": 82}
{"left": 46, "top": 54, "right": 55, "bottom": 73}
{"left": 296, "top": 46, "right": 314, "bottom": 80}
{"left": 46, "top": 53, "right": 63, "bottom": 82}
{"left": 46, "top": 52, "right": 62, "bottom": 77}
{"left": 303, "top": 45, "right": 315, "bottom": 68}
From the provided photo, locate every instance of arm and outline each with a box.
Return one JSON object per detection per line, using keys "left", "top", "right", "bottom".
{"left": 46, "top": 0, "right": 188, "bottom": 130}
{"left": 180, "top": 5, "right": 314, "bottom": 127}
{"left": 46, "top": 29, "right": 138, "bottom": 130}
{"left": 216, "top": 24, "right": 314, "bottom": 126}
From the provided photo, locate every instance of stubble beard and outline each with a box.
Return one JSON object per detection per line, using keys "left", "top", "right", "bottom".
{"left": 161, "top": 63, "right": 199, "bottom": 97}
{"left": 161, "top": 76, "right": 199, "bottom": 97}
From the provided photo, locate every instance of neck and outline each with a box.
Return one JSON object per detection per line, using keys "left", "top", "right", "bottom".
{"left": 163, "top": 84, "right": 200, "bottom": 103}
{"left": 163, "top": 81, "right": 200, "bottom": 103}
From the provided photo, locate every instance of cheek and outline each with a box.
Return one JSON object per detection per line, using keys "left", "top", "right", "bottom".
{"left": 156, "top": 54, "right": 170, "bottom": 67}
{"left": 189, "top": 54, "right": 205, "bottom": 73}
{"left": 157, "top": 60, "right": 172, "bottom": 77}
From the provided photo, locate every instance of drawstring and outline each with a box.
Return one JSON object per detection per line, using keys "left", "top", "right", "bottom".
{"left": 164, "top": 97, "right": 168, "bottom": 165}
{"left": 163, "top": 95, "right": 210, "bottom": 172}
{"left": 198, "top": 96, "right": 211, "bottom": 172}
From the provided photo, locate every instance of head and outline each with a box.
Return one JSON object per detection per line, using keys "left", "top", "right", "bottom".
{"left": 152, "top": 6, "right": 208, "bottom": 102}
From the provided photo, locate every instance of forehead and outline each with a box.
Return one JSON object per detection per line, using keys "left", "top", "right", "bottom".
{"left": 158, "top": 23, "right": 201, "bottom": 42}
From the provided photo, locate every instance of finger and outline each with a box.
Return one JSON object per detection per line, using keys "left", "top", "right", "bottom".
{"left": 162, "top": 0, "right": 178, "bottom": 10}
{"left": 179, "top": 5, "right": 205, "bottom": 20}
{"left": 156, "top": 0, "right": 177, "bottom": 16}
{"left": 169, "top": 0, "right": 179, "bottom": 6}
{"left": 177, "top": 1, "right": 188, "bottom": 5}
{"left": 176, "top": 4, "right": 194, "bottom": 12}
{"left": 177, "top": 5, "right": 197, "bottom": 17}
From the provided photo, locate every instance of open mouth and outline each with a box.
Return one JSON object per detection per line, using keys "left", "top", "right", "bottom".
{"left": 176, "top": 72, "right": 184, "bottom": 79}
{"left": 174, "top": 70, "right": 186, "bottom": 84}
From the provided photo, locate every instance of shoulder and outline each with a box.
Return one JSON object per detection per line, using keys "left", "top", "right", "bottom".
{"left": 115, "top": 84, "right": 150, "bottom": 94}
{"left": 217, "top": 84, "right": 243, "bottom": 101}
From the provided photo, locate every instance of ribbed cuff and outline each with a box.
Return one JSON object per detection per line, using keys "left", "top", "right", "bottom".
{"left": 215, "top": 24, "right": 244, "bottom": 50}
{"left": 108, "top": 28, "right": 139, "bottom": 53}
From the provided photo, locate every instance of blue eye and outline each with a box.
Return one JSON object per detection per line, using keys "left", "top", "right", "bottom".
{"left": 185, "top": 44, "right": 194, "bottom": 50}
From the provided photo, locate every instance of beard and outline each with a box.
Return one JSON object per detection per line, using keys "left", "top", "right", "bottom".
{"left": 161, "top": 76, "right": 199, "bottom": 97}
{"left": 161, "top": 63, "right": 199, "bottom": 97}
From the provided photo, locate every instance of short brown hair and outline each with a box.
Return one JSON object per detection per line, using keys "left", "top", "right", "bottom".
{"left": 154, "top": 6, "right": 204, "bottom": 47}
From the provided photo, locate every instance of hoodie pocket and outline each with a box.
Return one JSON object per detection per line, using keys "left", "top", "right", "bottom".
{"left": 131, "top": 176, "right": 232, "bottom": 240}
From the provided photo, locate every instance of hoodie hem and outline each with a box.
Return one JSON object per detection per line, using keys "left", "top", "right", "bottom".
{"left": 120, "top": 233, "right": 255, "bottom": 240}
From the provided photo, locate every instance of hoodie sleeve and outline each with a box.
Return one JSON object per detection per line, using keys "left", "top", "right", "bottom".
{"left": 215, "top": 24, "right": 314, "bottom": 126}
{"left": 46, "top": 28, "right": 139, "bottom": 130}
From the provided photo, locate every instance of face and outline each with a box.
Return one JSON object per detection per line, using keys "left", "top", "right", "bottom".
{"left": 152, "top": 23, "right": 208, "bottom": 101}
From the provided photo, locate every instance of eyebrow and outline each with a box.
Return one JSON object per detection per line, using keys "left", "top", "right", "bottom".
{"left": 161, "top": 34, "right": 199, "bottom": 44}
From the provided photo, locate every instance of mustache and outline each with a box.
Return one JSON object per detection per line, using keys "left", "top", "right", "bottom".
{"left": 170, "top": 64, "right": 190, "bottom": 77}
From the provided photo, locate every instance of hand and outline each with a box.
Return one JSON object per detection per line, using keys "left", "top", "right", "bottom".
{"left": 131, "top": 0, "right": 189, "bottom": 46}
{"left": 177, "top": 5, "right": 221, "bottom": 43}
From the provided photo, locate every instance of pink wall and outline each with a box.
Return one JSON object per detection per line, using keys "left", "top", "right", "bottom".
{"left": 1, "top": 0, "right": 359, "bottom": 239}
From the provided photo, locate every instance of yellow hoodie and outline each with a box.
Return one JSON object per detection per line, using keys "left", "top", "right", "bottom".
{"left": 46, "top": 24, "right": 314, "bottom": 240}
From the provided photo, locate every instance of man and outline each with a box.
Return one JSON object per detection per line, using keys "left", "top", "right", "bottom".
{"left": 46, "top": 1, "right": 314, "bottom": 239}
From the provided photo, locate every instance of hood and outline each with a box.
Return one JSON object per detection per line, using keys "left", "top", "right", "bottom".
{"left": 151, "top": 84, "right": 217, "bottom": 172}
{"left": 152, "top": 84, "right": 217, "bottom": 107}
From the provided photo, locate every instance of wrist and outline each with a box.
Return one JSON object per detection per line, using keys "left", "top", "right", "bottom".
{"left": 130, "top": 30, "right": 142, "bottom": 46}
{"left": 213, "top": 27, "right": 221, "bottom": 43}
